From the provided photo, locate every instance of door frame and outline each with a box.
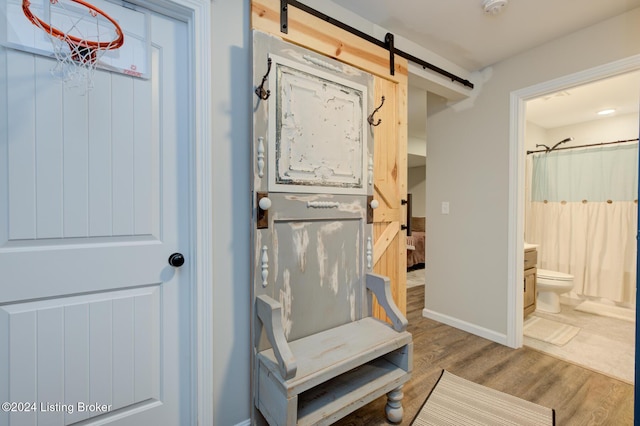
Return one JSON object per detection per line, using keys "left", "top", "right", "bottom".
{"left": 507, "top": 54, "right": 640, "bottom": 349}
{"left": 130, "top": 0, "right": 213, "bottom": 424}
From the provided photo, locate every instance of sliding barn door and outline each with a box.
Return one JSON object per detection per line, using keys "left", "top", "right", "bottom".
{"left": 372, "top": 77, "right": 408, "bottom": 318}
{"left": 251, "top": 0, "right": 408, "bottom": 319}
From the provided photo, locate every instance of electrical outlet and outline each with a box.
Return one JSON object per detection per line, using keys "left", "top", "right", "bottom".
{"left": 441, "top": 201, "right": 450, "bottom": 215}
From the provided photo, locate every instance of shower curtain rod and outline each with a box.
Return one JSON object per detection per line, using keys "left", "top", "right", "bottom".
{"left": 526, "top": 138, "right": 639, "bottom": 155}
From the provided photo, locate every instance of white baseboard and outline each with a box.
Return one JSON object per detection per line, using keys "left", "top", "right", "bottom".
{"left": 234, "top": 419, "right": 251, "bottom": 426}
{"left": 422, "top": 308, "right": 508, "bottom": 346}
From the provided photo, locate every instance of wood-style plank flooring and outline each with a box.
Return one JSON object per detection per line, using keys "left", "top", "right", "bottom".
{"left": 335, "top": 285, "right": 634, "bottom": 425}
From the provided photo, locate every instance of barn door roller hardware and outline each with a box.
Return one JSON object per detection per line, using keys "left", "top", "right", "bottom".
{"left": 279, "top": 0, "right": 474, "bottom": 89}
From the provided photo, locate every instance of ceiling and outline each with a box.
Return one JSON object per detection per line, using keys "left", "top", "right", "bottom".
{"left": 526, "top": 70, "right": 640, "bottom": 129}
{"left": 328, "top": 0, "right": 640, "bottom": 71}
{"left": 328, "top": 0, "right": 640, "bottom": 166}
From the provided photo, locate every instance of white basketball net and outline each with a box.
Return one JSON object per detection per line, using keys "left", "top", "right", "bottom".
{"left": 24, "top": 0, "right": 123, "bottom": 92}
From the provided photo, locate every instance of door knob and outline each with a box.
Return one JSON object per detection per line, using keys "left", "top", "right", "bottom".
{"left": 259, "top": 196, "right": 272, "bottom": 210}
{"left": 168, "top": 252, "right": 185, "bottom": 267}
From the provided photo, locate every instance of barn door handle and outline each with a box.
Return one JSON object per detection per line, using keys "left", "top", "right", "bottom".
{"left": 168, "top": 253, "right": 185, "bottom": 267}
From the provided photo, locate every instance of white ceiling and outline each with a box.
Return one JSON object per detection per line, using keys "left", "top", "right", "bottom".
{"left": 329, "top": 0, "right": 640, "bottom": 71}
{"left": 526, "top": 70, "right": 640, "bottom": 129}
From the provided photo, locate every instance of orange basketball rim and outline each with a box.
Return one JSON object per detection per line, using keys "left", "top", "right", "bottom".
{"left": 22, "top": 0, "right": 124, "bottom": 63}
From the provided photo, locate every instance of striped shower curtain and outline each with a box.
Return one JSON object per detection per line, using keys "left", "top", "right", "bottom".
{"left": 525, "top": 143, "right": 638, "bottom": 305}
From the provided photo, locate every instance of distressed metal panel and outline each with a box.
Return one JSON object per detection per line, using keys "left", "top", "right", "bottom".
{"left": 268, "top": 55, "right": 367, "bottom": 194}
{"left": 252, "top": 31, "right": 374, "bottom": 196}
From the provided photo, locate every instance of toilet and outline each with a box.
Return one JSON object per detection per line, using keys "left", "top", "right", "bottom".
{"left": 536, "top": 269, "right": 574, "bottom": 313}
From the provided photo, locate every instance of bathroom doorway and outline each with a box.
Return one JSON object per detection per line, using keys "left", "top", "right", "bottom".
{"left": 511, "top": 60, "right": 640, "bottom": 384}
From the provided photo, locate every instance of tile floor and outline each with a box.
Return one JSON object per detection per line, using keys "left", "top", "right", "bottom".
{"left": 524, "top": 299, "right": 635, "bottom": 384}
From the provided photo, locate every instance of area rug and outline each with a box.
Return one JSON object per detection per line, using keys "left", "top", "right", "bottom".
{"left": 407, "top": 268, "right": 425, "bottom": 288}
{"left": 574, "top": 300, "right": 635, "bottom": 323}
{"left": 523, "top": 316, "right": 580, "bottom": 346}
{"left": 411, "top": 370, "right": 555, "bottom": 425}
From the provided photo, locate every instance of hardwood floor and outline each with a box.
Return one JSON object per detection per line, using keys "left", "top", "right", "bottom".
{"left": 335, "top": 285, "right": 634, "bottom": 426}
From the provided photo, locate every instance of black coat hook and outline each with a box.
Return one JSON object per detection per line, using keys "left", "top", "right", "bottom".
{"left": 368, "top": 96, "right": 385, "bottom": 126}
{"left": 255, "top": 57, "right": 272, "bottom": 100}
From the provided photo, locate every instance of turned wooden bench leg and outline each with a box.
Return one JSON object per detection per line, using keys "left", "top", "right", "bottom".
{"left": 385, "top": 385, "right": 404, "bottom": 423}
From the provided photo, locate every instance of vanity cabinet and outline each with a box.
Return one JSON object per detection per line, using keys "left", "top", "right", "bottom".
{"left": 524, "top": 248, "right": 537, "bottom": 317}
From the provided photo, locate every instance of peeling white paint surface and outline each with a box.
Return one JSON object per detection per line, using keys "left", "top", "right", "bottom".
{"left": 338, "top": 200, "right": 364, "bottom": 214}
{"left": 316, "top": 221, "right": 344, "bottom": 289}
{"left": 349, "top": 291, "right": 356, "bottom": 321}
{"left": 277, "top": 65, "right": 363, "bottom": 187}
{"left": 280, "top": 269, "right": 293, "bottom": 339}
{"left": 286, "top": 194, "right": 333, "bottom": 203}
{"left": 268, "top": 54, "right": 368, "bottom": 195}
{"left": 272, "top": 225, "right": 279, "bottom": 282}
{"left": 255, "top": 231, "right": 262, "bottom": 267}
{"left": 279, "top": 49, "right": 363, "bottom": 78}
{"left": 330, "top": 262, "right": 339, "bottom": 295}
{"left": 302, "top": 54, "right": 343, "bottom": 73}
{"left": 292, "top": 224, "right": 309, "bottom": 272}
{"left": 355, "top": 228, "right": 361, "bottom": 273}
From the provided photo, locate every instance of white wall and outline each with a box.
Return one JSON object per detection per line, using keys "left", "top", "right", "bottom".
{"left": 408, "top": 166, "right": 427, "bottom": 217}
{"left": 211, "top": 1, "right": 252, "bottom": 425}
{"left": 524, "top": 121, "right": 548, "bottom": 153}
{"left": 526, "top": 113, "right": 639, "bottom": 153}
{"left": 424, "top": 8, "right": 640, "bottom": 341}
{"left": 547, "top": 113, "right": 639, "bottom": 148}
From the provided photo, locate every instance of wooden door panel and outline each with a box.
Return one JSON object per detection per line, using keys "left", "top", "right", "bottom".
{"left": 372, "top": 77, "right": 408, "bottom": 318}
{"left": 250, "top": 0, "right": 408, "bottom": 327}
{"left": 251, "top": 0, "right": 403, "bottom": 81}
{"left": 252, "top": 30, "right": 374, "bottom": 350}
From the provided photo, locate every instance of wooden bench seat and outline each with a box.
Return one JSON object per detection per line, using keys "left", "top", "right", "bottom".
{"left": 251, "top": 30, "right": 412, "bottom": 425}
{"left": 255, "top": 274, "right": 413, "bottom": 425}
{"left": 258, "top": 317, "right": 412, "bottom": 392}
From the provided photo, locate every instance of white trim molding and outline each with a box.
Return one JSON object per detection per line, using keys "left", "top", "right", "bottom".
{"left": 422, "top": 308, "right": 508, "bottom": 346}
{"left": 139, "top": 0, "right": 214, "bottom": 423}
{"left": 186, "top": 0, "right": 214, "bottom": 424}
{"left": 507, "top": 54, "right": 640, "bottom": 349}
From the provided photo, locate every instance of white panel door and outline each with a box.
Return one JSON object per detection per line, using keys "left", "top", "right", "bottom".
{"left": 0, "top": 7, "right": 191, "bottom": 426}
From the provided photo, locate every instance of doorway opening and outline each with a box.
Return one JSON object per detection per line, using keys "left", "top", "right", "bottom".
{"left": 521, "top": 71, "right": 639, "bottom": 384}
{"left": 508, "top": 55, "right": 640, "bottom": 367}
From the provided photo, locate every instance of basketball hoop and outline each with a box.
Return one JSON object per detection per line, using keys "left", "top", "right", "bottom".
{"left": 22, "top": 0, "right": 124, "bottom": 91}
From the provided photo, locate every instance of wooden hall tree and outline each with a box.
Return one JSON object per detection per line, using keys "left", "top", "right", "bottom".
{"left": 250, "top": 1, "right": 410, "bottom": 425}
{"left": 251, "top": 0, "right": 408, "bottom": 340}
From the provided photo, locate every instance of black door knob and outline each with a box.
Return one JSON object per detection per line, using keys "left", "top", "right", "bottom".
{"left": 168, "top": 253, "right": 185, "bottom": 267}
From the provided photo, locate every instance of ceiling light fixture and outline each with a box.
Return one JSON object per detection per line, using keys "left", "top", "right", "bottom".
{"left": 482, "top": 0, "right": 509, "bottom": 15}
{"left": 597, "top": 109, "right": 616, "bottom": 116}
